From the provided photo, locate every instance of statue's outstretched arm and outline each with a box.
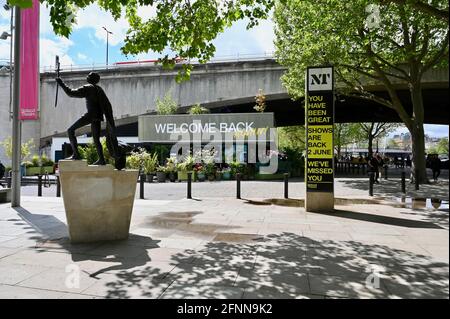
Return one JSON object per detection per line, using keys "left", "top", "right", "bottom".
{"left": 56, "top": 78, "right": 87, "bottom": 98}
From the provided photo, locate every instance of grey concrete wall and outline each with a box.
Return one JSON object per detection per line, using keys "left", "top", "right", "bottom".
{"left": 0, "top": 74, "right": 40, "bottom": 166}
{"left": 39, "top": 60, "right": 288, "bottom": 139}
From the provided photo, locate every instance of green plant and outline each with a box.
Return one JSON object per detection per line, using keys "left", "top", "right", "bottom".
{"left": 31, "top": 155, "right": 40, "bottom": 167}
{"left": 78, "top": 143, "right": 97, "bottom": 165}
{"left": 164, "top": 157, "right": 178, "bottom": 173}
{"left": 204, "top": 162, "right": 216, "bottom": 176}
{"left": 22, "top": 161, "right": 34, "bottom": 168}
{"left": 177, "top": 155, "right": 195, "bottom": 171}
{"left": 1, "top": 137, "right": 34, "bottom": 162}
{"left": 253, "top": 89, "right": 267, "bottom": 113}
{"left": 156, "top": 90, "right": 178, "bottom": 115}
{"left": 188, "top": 104, "right": 210, "bottom": 114}
{"left": 40, "top": 154, "right": 54, "bottom": 167}
{"left": 156, "top": 165, "right": 166, "bottom": 173}
{"left": 78, "top": 138, "right": 114, "bottom": 165}
{"left": 229, "top": 161, "right": 246, "bottom": 175}
{"left": 143, "top": 152, "right": 158, "bottom": 174}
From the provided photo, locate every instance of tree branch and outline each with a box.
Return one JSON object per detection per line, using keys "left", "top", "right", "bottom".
{"left": 420, "top": 31, "right": 449, "bottom": 75}
{"left": 380, "top": 0, "right": 449, "bottom": 23}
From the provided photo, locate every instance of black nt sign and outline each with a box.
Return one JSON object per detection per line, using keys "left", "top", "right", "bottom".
{"left": 306, "top": 66, "right": 334, "bottom": 192}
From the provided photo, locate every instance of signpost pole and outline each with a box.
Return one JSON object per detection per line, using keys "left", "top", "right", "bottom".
{"left": 11, "top": 6, "right": 21, "bottom": 207}
{"left": 305, "top": 66, "right": 335, "bottom": 212}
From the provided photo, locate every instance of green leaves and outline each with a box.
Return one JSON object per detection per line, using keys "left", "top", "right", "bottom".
{"left": 41, "top": 0, "right": 276, "bottom": 80}
{"left": 8, "top": 0, "right": 33, "bottom": 8}
{"left": 274, "top": 0, "right": 448, "bottom": 100}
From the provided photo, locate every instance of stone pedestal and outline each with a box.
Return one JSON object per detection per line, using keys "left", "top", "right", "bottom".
{"left": 59, "top": 160, "right": 138, "bottom": 243}
{"left": 305, "top": 192, "right": 334, "bottom": 213}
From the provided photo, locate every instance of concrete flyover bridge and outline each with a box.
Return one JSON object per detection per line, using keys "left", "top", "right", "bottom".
{"left": 38, "top": 57, "right": 449, "bottom": 145}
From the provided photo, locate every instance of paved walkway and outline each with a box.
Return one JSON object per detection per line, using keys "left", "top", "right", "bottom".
{"left": 0, "top": 192, "right": 448, "bottom": 299}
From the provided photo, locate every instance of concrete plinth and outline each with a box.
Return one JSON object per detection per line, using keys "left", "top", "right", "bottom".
{"left": 59, "top": 160, "right": 138, "bottom": 243}
{"left": 305, "top": 192, "right": 334, "bottom": 213}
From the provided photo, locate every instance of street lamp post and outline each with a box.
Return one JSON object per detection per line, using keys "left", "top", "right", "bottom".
{"left": 11, "top": 5, "right": 21, "bottom": 207}
{"left": 102, "top": 26, "right": 113, "bottom": 66}
{"left": 1, "top": 3, "right": 13, "bottom": 120}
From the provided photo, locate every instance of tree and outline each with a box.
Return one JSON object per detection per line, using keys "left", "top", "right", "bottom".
{"left": 333, "top": 123, "right": 366, "bottom": 158}
{"left": 274, "top": 0, "right": 448, "bottom": 183}
{"left": 31, "top": 0, "right": 274, "bottom": 81}
{"left": 0, "top": 137, "right": 34, "bottom": 163}
{"left": 380, "top": 1, "right": 449, "bottom": 22}
{"left": 278, "top": 126, "right": 306, "bottom": 152}
{"left": 387, "top": 138, "right": 401, "bottom": 149}
{"left": 431, "top": 137, "right": 449, "bottom": 155}
{"left": 359, "top": 122, "right": 399, "bottom": 156}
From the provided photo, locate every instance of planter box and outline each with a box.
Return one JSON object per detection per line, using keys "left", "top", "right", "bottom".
{"left": 222, "top": 171, "right": 231, "bottom": 180}
{"left": 178, "top": 170, "right": 188, "bottom": 181}
{"left": 196, "top": 173, "right": 206, "bottom": 182}
{"left": 156, "top": 171, "right": 166, "bottom": 183}
{"left": 168, "top": 172, "right": 177, "bottom": 182}
{"left": 42, "top": 166, "right": 54, "bottom": 174}
{"left": 25, "top": 167, "right": 41, "bottom": 176}
{"left": 59, "top": 160, "right": 138, "bottom": 243}
{"left": 146, "top": 173, "right": 155, "bottom": 183}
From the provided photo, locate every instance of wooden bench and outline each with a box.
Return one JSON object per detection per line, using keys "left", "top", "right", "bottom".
{"left": 0, "top": 188, "right": 11, "bottom": 203}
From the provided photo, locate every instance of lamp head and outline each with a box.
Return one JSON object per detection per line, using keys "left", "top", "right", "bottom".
{"left": 0, "top": 31, "right": 11, "bottom": 40}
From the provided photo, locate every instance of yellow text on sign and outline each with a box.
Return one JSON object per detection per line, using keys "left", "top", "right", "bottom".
{"left": 307, "top": 125, "right": 333, "bottom": 159}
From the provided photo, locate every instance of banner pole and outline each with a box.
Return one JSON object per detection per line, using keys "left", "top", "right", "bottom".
{"left": 11, "top": 5, "right": 22, "bottom": 207}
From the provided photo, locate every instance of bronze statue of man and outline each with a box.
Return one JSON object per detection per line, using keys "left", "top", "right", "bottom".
{"left": 56, "top": 72, "right": 127, "bottom": 170}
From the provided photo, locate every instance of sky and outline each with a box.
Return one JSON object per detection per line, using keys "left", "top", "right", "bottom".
{"left": 0, "top": 1, "right": 448, "bottom": 138}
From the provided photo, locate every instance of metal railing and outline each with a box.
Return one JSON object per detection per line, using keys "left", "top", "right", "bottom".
{"left": 40, "top": 52, "right": 276, "bottom": 73}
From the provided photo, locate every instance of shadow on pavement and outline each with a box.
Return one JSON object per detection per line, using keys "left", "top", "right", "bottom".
{"left": 96, "top": 232, "right": 448, "bottom": 299}
{"left": 339, "top": 179, "right": 449, "bottom": 200}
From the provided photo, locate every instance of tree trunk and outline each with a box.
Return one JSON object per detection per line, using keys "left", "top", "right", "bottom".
{"left": 410, "top": 123, "right": 429, "bottom": 184}
{"left": 368, "top": 134, "right": 373, "bottom": 157}
{"left": 409, "top": 81, "right": 429, "bottom": 184}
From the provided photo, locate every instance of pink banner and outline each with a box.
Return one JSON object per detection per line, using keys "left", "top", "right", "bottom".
{"left": 19, "top": 0, "right": 39, "bottom": 120}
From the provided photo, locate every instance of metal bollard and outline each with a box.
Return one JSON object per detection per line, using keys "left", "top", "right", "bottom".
{"left": 384, "top": 165, "right": 388, "bottom": 180}
{"left": 236, "top": 173, "right": 241, "bottom": 199}
{"left": 187, "top": 172, "right": 192, "bottom": 199}
{"left": 56, "top": 175, "right": 61, "bottom": 197}
{"left": 401, "top": 171, "right": 406, "bottom": 193}
{"left": 7, "top": 176, "right": 11, "bottom": 188}
{"left": 139, "top": 174, "right": 145, "bottom": 199}
{"left": 369, "top": 172, "right": 374, "bottom": 196}
{"left": 415, "top": 169, "right": 419, "bottom": 191}
{"left": 284, "top": 173, "right": 289, "bottom": 199}
{"left": 38, "top": 175, "right": 42, "bottom": 197}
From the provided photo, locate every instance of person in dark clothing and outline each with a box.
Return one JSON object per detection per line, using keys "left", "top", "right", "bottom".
{"left": 431, "top": 154, "right": 441, "bottom": 182}
{"left": 405, "top": 155, "right": 411, "bottom": 168}
{"left": 376, "top": 154, "right": 384, "bottom": 179}
{"left": 57, "top": 72, "right": 106, "bottom": 165}
{"left": 0, "top": 161, "right": 5, "bottom": 180}
{"left": 368, "top": 155, "right": 380, "bottom": 183}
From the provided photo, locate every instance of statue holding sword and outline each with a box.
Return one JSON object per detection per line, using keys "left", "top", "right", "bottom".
{"left": 55, "top": 70, "right": 127, "bottom": 170}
